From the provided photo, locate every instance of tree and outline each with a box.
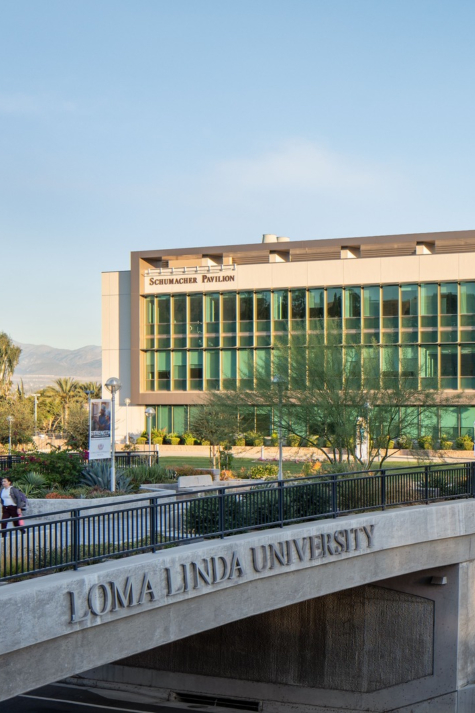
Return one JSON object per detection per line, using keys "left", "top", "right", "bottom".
{"left": 207, "top": 334, "right": 442, "bottom": 468}
{"left": 0, "top": 398, "right": 35, "bottom": 447}
{"left": 64, "top": 403, "right": 89, "bottom": 451}
{"left": 190, "top": 404, "right": 238, "bottom": 469}
{"left": 0, "top": 333, "right": 21, "bottom": 400}
{"left": 43, "top": 377, "right": 80, "bottom": 428}
{"left": 78, "top": 382, "right": 102, "bottom": 399}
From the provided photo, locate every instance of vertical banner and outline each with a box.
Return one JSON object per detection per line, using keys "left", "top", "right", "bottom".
{"left": 89, "top": 399, "right": 112, "bottom": 460}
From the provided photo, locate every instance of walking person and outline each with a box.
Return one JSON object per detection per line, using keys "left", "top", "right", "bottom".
{"left": 1, "top": 476, "right": 26, "bottom": 535}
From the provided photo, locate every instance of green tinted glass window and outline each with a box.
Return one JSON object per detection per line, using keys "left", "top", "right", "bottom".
{"left": 345, "top": 287, "right": 361, "bottom": 318}
{"left": 189, "top": 294, "right": 203, "bottom": 324}
{"left": 273, "top": 291, "right": 288, "bottom": 320}
{"left": 205, "top": 293, "right": 220, "bottom": 323}
{"left": 239, "top": 292, "right": 254, "bottom": 322}
{"left": 308, "top": 289, "right": 324, "bottom": 318}
{"left": 222, "top": 292, "right": 236, "bottom": 322}
{"left": 401, "top": 285, "right": 418, "bottom": 315}
{"left": 461, "top": 283, "right": 475, "bottom": 314}
{"left": 440, "top": 283, "right": 457, "bottom": 315}
{"left": 256, "top": 291, "right": 271, "bottom": 321}
{"left": 291, "top": 290, "right": 306, "bottom": 320}
{"left": 327, "top": 288, "right": 342, "bottom": 318}
{"left": 173, "top": 294, "right": 186, "bottom": 324}
{"left": 363, "top": 286, "right": 380, "bottom": 317}
{"left": 421, "top": 284, "right": 437, "bottom": 315}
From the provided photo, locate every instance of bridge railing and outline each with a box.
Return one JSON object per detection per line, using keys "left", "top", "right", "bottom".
{"left": 1, "top": 461, "right": 474, "bottom": 582}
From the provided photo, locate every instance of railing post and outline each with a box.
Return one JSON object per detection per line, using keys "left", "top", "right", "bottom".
{"left": 331, "top": 475, "right": 337, "bottom": 518}
{"left": 7, "top": 454, "right": 12, "bottom": 471}
{"left": 278, "top": 481, "right": 284, "bottom": 526}
{"left": 424, "top": 465, "right": 430, "bottom": 503}
{"left": 127, "top": 451, "right": 131, "bottom": 468}
{"left": 218, "top": 488, "right": 225, "bottom": 538}
{"left": 149, "top": 498, "right": 158, "bottom": 551}
{"left": 471, "top": 461, "right": 475, "bottom": 498}
{"left": 71, "top": 508, "right": 81, "bottom": 570}
{"left": 381, "top": 470, "right": 386, "bottom": 510}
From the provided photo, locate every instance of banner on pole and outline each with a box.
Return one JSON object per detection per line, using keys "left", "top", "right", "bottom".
{"left": 89, "top": 399, "right": 112, "bottom": 460}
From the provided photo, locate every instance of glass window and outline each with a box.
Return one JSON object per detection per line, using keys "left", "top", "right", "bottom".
{"left": 205, "top": 293, "right": 220, "bottom": 323}
{"left": 172, "top": 351, "right": 187, "bottom": 390}
{"left": 189, "top": 351, "right": 203, "bottom": 390}
{"left": 145, "top": 351, "right": 155, "bottom": 390}
{"left": 440, "top": 346, "right": 457, "bottom": 388}
{"left": 156, "top": 351, "right": 170, "bottom": 390}
{"left": 382, "top": 285, "right": 398, "bottom": 317}
{"left": 222, "top": 292, "right": 237, "bottom": 323}
{"left": 421, "top": 284, "right": 438, "bottom": 315}
{"left": 146, "top": 297, "right": 155, "bottom": 324}
{"left": 421, "top": 346, "right": 438, "bottom": 388}
{"left": 157, "top": 296, "right": 170, "bottom": 323}
{"left": 421, "top": 408, "right": 438, "bottom": 440}
{"left": 440, "top": 407, "right": 458, "bottom": 440}
{"left": 173, "top": 406, "right": 186, "bottom": 436}
{"left": 440, "top": 283, "right": 457, "bottom": 315}
{"left": 256, "top": 349, "right": 271, "bottom": 380}
{"left": 401, "top": 285, "right": 418, "bottom": 316}
{"left": 461, "top": 346, "right": 475, "bottom": 389}
{"left": 344, "top": 287, "right": 361, "bottom": 318}
{"left": 222, "top": 350, "right": 237, "bottom": 390}
{"left": 189, "top": 294, "right": 203, "bottom": 332}
{"left": 239, "top": 292, "right": 254, "bottom": 322}
{"left": 363, "top": 346, "right": 379, "bottom": 387}
{"left": 363, "top": 286, "right": 380, "bottom": 317}
{"left": 327, "top": 288, "right": 342, "bottom": 318}
{"left": 461, "top": 406, "right": 475, "bottom": 436}
{"left": 205, "top": 350, "right": 220, "bottom": 390}
{"left": 238, "top": 350, "right": 254, "bottom": 389}
{"left": 382, "top": 346, "right": 399, "bottom": 386}
{"left": 173, "top": 294, "right": 186, "bottom": 324}
{"left": 461, "top": 283, "right": 475, "bottom": 314}
{"left": 157, "top": 405, "right": 171, "bottom": 433}
{"left": 273, "top": 291, "right": 288, "bottom": 320}
{"left": 308, "top": 289, "right": 324, "bottom": 319}
{"left": 256, "top": 291, "right": 271, "bottom": 320}
{"left": 401, "top": 346, "right": 418, "bottom": 386}
{"left": 291, "top": 290, "right": 306, "bottom": 320}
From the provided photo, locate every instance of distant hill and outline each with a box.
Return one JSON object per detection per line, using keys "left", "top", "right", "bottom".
{"left": 14, "top": 342, "right": 101, "bottom": 379}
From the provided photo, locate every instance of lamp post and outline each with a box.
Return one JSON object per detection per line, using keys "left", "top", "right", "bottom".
{"left": 6, "top": 416, "right": 13, "bottom": 456}
{"left": 272, "top": 376, "right": 286, "bottom": 481}
{"left": 32, "top": 394, "right": 39, "bottom": 438}
{"left": 145, "top": 407, "right": 155, "bottom": 467}
{"left": 125, "top": 398, "right": 131, "bottom": 446}
{"left": 105, "top": 377, "right": 122, "bottom": 492}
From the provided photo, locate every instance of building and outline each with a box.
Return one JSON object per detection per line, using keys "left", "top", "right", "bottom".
{"left": 102, "top": 229, "right": 475, "bottom": 444}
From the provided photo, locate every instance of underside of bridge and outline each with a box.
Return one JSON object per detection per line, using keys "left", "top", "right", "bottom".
{"left": 77, "top": 564, "right": 475, "bottom": 713}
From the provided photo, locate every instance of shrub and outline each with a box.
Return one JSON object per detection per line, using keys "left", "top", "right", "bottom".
{"left": 80, "top": 461, "right": 135, "bottom": 493}
{"left": 270, "top": 432, "right": 279, "bottom": 447}
{"left": 8, "top": 452, "right": 85, "bottom": 489}
{"left": 124, "top": 464, "right": 176, "bottom": 485}
{"left": 152, "top": 436, "right": 163, "bottom": 445}
{"left": 181, "top": 432, "right": 195, "bottom": 446}
{"left": 287, "top": 434, "right": 301, "bottom": 447}
{"left": 418, "top": 435, "right": 433, "bottom": 450}
{"left": 244, "top": 431, "right": 263, "bottom": 446}
{"left": 170, "top": 437, "right": 180, "bottom": 446}
{"left": 439, "top": 435, "right": 453, "bottom": 450}
{"left": 12, "top": 471, "right": 48, "bottom": 498}
{"left": 45, "top": 492, "right": 74, "bottom": 499}
{"left": 455, "top": 435, "right": 474, "bottom": 451}
{"left": 249, "top": 464, "right": 279, "bottom": 480}
{"left": 235, "top": 436, "right": 246, "bottom": 446}
{"left": 220, "top": 470, "right": 235, "bottom": 480}
{"left": 136, "top": 437, "right": 147, "bottom": 444}
{"left": 396, "top": 434, "right": 413, "bottom": 449}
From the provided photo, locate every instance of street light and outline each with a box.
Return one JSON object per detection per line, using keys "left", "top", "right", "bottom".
{"left": 105, "top": 377, "right": 122, "bottom": 492}
{"left": 272, "top": 376, "right": 286, "bottom": 481}
{"left": 6, "top": 416, "right": 13, "bottom": 456}
{"left": 145, "top": 407, "right": 155, "bottom": 467}
{"left": 32, "top": 394, "right": 39, "bottom": 438}
{"left": 125, "top": 398, "right": 131, "bottom": 446}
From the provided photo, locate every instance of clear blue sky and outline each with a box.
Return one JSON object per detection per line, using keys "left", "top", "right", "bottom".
{"left": 1, "top": 0, "right": 474, "bottom": 349}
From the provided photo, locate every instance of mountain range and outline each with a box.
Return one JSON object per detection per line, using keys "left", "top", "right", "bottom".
{"left": 14, "top": 342, "right": 101, "bottom": 385}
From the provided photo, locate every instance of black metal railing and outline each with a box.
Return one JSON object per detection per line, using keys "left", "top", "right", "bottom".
{"left": 0, "top": 452, "right": 159, "bottom": 473}
{"left": 1, "top": 461, "right": 474, "bottom": 582}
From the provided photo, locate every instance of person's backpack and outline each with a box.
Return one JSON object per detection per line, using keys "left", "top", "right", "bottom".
{"left": 14, "top": 488, "right": 28, "bottom": 511}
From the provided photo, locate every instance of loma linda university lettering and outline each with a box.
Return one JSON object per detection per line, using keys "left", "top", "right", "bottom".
{"left": 67, "top": 526, "right": 375, "bottom": 623}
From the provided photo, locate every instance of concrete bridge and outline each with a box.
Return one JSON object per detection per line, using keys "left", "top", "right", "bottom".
{"left": 2, "top": 500, "right": 475, "bottom": 712}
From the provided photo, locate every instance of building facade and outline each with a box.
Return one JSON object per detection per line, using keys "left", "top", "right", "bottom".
{"left": 102, "top": 230, "right": 475, "bottom": 443}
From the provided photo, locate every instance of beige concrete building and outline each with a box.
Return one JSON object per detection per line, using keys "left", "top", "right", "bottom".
{"left": 102, "top": 229, "right": 475, "bottom": 442}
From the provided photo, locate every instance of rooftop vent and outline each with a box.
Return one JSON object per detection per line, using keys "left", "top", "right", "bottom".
{"left": 262, "top": 233, "right": 278, "bottom": 243}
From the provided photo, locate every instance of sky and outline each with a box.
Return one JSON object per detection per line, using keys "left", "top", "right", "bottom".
{"left": 1, "top": 0, "right": 475, "bottom": 349}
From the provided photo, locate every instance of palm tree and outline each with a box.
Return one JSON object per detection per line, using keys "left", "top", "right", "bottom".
{"left": 44, "top": 377, "right": 80, "bottom": 428}
{"left": 78, "top": 382, "right": 102, "bottom": 399}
